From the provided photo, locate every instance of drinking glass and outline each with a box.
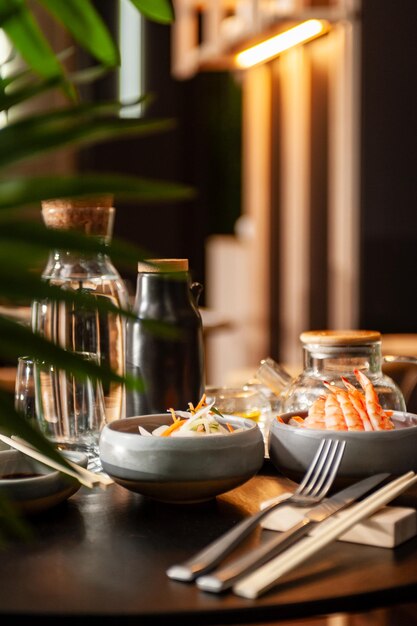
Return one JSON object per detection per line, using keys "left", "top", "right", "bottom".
{"left": 14, "top": 354, "right": 107, "bottom": 471}
{"left": 205, "top": 386, "right": 272, "bottom": 454}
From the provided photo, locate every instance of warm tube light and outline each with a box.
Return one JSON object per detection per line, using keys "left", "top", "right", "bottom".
{"left": 235, "top": 19, "right": 328, "bottom": 68}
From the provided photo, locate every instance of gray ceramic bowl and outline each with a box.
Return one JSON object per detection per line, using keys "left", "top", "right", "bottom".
{"left": 99, "top": 414, "right": 265, "bottom": 503}
{"left": 268, "top": 411, "right": 417, "bottom": 484}
{"left": 0, "top": 449, "right": 88, "bottom": 514}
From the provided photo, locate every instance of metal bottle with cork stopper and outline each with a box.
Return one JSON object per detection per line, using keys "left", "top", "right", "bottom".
{"left": 31, "top": 195, "right": 130, "bottom": 426}
{"left": 125, "top": 258, "right": 205, "bottom": 415}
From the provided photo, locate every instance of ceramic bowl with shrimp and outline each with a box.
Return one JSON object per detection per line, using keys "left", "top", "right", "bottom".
{"left": 268, "top": 369, "right": 417, "bottom": 484}
{"left": 99, "top": 412, "right": 265, "bottom": 503}
{"left": 268, "top": 409, "right": 417, "bottom": 484}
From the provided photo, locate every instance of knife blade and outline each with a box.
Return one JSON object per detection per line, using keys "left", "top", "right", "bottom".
{"left": 196, "top": 472, "right": 390, "bottom": 593}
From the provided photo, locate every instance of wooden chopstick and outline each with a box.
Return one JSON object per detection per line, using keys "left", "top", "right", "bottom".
{"left": 65, "top": 457, "right": 114, "bottom": 488}
{"left": 10, "top": 435, "right": 114, "bottom": 489}
{"left": 0, "top": 434, "right": 113, "bottom": 489}
{"left": 0, "top": 433, "right": 94, "bottom": 488}
{"left": 233, "top": 471, "right": 417, "bottom": 599}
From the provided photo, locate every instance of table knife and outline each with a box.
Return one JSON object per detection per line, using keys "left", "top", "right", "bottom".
{"left": 196, "top": 472, "right": 389, "bottom": 593}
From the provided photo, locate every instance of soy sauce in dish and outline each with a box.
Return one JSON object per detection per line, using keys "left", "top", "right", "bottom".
{"left": 1, "top": 472, "right": 43, "bottom": 480}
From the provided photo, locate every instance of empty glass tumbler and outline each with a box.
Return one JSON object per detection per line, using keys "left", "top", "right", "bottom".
{"left": 14, "top": 354, "right": 107, "bottom": 468}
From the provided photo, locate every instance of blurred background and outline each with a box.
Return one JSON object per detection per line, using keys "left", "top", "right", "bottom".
{"left": 12, "top": 0, "right": 417, "bottom": 387}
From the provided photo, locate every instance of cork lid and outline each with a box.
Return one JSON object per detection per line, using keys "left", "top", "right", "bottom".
{"left": 41, "top": 195, "right": 115, "bottom": 239}
{"left": 41, "top": 195, "right": 114, "bottom": 210}
{"left": 300, "top": 330, "right": 381, "bottom": 345}
{"left": 138, "top": 259, "right": 189, "bottom": 273}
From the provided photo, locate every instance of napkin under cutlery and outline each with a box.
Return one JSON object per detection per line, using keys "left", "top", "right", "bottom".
{"left": 233, "top": 471, "right": 417, "bottom": 599}
{"left": 260, "top": 494, "right": 417, "bottom": 548}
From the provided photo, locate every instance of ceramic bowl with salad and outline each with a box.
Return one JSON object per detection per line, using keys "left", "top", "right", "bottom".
{"left": 99, "top": 397, "right": 265, "bottom": 503}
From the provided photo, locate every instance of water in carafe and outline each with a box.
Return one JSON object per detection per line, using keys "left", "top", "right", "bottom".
{"left": 31, "top": 196, "right": 129, "bottom": 424}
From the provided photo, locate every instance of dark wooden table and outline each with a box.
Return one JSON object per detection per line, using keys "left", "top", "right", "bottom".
{"left": 1, "top": 460, "right": 417, "bottom": 625}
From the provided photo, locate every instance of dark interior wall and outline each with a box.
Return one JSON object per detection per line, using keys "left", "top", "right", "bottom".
{"left": 360, "top": 0, "right": 417, "bottom": 332}
{"left": 308, "top": 48, "right": 329, "bottom": 330}
{"left": 77, "top": 8, "right": 242, "bottom": 299}
{"left": 78, "top": 1, "right": 415, "bottom": 331}
{"left": 77, "top": 11, "right": 202, "bottom": 292}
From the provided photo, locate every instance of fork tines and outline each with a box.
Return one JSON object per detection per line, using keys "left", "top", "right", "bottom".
{"left": 298, "top": 439, "right": 346, "bottom": 500}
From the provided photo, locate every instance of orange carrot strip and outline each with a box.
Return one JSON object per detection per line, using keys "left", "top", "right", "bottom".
{"left": 168, "top": 408, "right": 177, "bottom": 423}
{"left": 276, "top": 415, "right": 285, "bottom": 423}
{"left": 161, "top": 419, "right": 187, "bottom": 437}
{"left": 194, "top": 393, "right": 207, "bottom": 412}
{"left": 226, "top": 422, "right": 234, "bottom": 432}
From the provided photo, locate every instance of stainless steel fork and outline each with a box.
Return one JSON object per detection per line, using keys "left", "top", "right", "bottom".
{"left": 166, "top": 438, "right": 346, "bottom": 581}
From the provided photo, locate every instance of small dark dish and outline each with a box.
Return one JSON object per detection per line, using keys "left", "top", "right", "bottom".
{"left": 0, "top": 449, "right": 88, "bottom": 514}
{"left": 268, "top": 410, "right": 417, "bottom": 484}
{"left": 99, "top": 414, "right": 265, "bottom": 503}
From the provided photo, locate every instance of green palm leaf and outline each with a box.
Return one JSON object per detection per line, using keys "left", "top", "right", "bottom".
{"left": 0, "top": 64, "right": 112, "bottom": 113}
{"left": 39, "top": 0, "right": 120, "bottom": 67}
{"left": 0, "top": 491, "right": 33, "bottom": 544}
{"left": 0, "top": 107, "right": 174, "bottom": 169}
{"left": 128, "top": 0, "right": 174, "bottom": 24}
{"left": 0, "top": 3, "right": 21, "bottom": 23}
{"left": 0, "top": 266, "right": 133, "bottom": 318}
{"left": 0, "top": 0, "right": 63, "bottom": 79}
{"left": 0, "top": 0, "right": 190, "bottom": 529}
{"left": 0, "top": 389, "right": 77, "bottom": 473}
{"left": 0, "top": 316, "right": 142, "bottom": 390}
{"left": 0, "top": 219, "right": 152, "bottom": 272}
{"left": 0, "top": 75, "right": 63, "bottom": 112}
{"left": 0, "top": 173, "right": 194, "bottom": 212}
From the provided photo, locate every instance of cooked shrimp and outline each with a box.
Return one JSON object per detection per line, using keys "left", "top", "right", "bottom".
{"left": 334, "top": 389, "right": 365, "bottom": 431}
{"left": 341, "top": 376, "right": 373, "bottom": 431}
{"left": 354, "top": 369, "right": 394, "bottom": 430}
{"left": 323, "top": 381, "right": 364, "bottom": 431}
{"left": 323, "top": 392, "right": 348, "bottom": 431}
{"left": 304, "top": 395, "right": 326, "bottom": 429}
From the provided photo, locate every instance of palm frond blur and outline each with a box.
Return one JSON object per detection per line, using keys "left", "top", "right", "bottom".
{"left": 0, "top": 0, "right": 184, "bottom": 495}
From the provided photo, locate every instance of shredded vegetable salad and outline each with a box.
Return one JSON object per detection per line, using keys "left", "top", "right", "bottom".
{"left": 138, "top": 394, "right": 244, "bottom": 437}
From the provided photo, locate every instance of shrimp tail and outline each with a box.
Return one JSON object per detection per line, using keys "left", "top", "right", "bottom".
{"left": 353, "top": 368, "right": 395, "bottom": 430}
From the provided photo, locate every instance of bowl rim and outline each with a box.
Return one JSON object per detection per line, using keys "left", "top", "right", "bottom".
{"left": 270, "top": 410, "right": 417, "bottom": 439}
{"left": 0, "top": 449, "right": 88, "bottom": 486}
{"left": 102, "top": 413, "right": 260, "bottom": 439}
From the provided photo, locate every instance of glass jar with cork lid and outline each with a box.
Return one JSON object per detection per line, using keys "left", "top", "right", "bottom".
{"left": 31, "top": 195, "right": 129, "bottom": 425}
{"left": 278, "top": 330, "right": 406, "bottom": 413}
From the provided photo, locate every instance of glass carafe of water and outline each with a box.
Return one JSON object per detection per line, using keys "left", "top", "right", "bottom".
{"left": 31, "top": 195, "right": 130, "bottom": 424}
